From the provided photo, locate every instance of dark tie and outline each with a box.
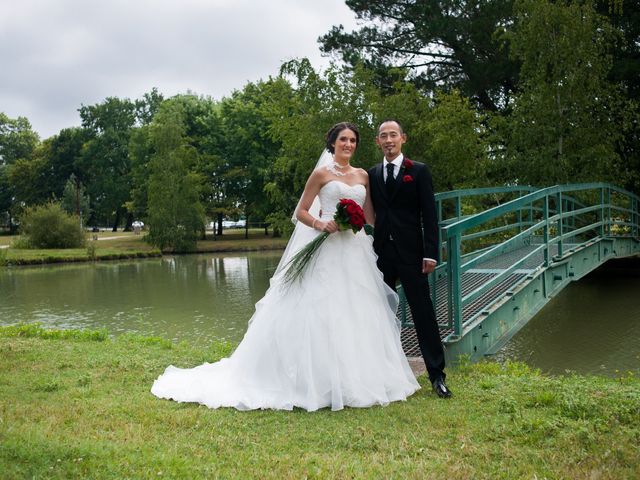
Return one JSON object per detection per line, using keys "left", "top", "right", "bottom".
{"left": 385, "top": 163, "right": 395, "bottom": 194}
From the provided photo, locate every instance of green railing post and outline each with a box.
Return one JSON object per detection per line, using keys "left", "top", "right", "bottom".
{"left": 606, "top": 187, "right": 611, "bottom": 236}
{"left": 543, "top": 195, "right": 550, "bottom": 267}
{"left": 600, "top": 187, "right": 605, "bottom": 237}
{"left": 631, "top": 198, "right": 640, "bottom": 238}
{"left": 446, "top": 233, "right": 462, "bottom": 337}
{"left": 556, "top": 192, "right": 563, "bottom": 258}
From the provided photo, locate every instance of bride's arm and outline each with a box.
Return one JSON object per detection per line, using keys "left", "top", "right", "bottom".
{"left": 295, "top": 171, "right": 338, "bottom": 233}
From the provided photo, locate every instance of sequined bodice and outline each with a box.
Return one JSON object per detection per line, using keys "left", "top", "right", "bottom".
{"left": 318, "top": 181, "right": 366, "bottom": 219}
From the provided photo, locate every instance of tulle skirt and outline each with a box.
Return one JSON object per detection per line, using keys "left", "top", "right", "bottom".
{"left": 151, "top": 230, "right": 420, "bottom": 411}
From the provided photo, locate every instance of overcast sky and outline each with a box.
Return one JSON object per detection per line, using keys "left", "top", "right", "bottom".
{"left": 0, "top": 0, "right": 358, "bottom": 139}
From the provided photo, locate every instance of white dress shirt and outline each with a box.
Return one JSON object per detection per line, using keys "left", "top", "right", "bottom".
{"left": 383, "top": 154, "right": 404, "bottom": 182}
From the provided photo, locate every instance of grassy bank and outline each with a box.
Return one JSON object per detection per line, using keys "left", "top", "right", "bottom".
{"left": 1, "top": 325, "right": 638, "bottom": 479}
{"left": 0, "top": 229, "right": 288, "bottom": 266}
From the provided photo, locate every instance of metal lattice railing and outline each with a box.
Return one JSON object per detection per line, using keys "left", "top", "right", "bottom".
{"left": 438, "top": 183, "right": 640, "bottom": 339}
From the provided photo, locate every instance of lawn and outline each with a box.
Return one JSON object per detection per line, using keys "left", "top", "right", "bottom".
{"left": 0, "top": 229, "right": 288, "bottom": 266}
{"left": 1, "top": 324, "right": 638, "bottom": 479}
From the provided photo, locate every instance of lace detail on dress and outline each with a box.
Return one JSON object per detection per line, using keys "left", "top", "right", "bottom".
{"left": 318, "top": 181, "right": 366, "bottom": 220}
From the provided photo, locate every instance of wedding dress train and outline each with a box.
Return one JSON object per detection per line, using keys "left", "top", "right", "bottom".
{"left": 151, "top": 180, "right": 420, "bottom": 411}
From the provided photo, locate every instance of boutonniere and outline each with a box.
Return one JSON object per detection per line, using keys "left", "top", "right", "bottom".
{"left": 402, "top": 174, "right": 413, "bottom": 183}
{"left": 402, "top": 158, "right": 414, "bottom": 169}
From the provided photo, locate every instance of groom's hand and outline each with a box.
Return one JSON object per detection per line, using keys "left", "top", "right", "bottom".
{"left": 422, "top": 259, "right": 437, "bottom": 274}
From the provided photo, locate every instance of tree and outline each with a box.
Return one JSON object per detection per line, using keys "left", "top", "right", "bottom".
{"left": 61, "top": 173, "right": 91, "bottom": 226}
{"left": 220, "top": 81, "right": 281, "bottom": 238}
{"left": 320, "top": 0, "right": 519, "bottom": 112}
{"left": 506, "top": 0, "right": 622, "bottom": 186}
{"left": 0, "top": 165, "right": 13, "bottom": 231}
{"left": 146, "top": 102, "right": 204, "bottom": 252}
{"left": 420, "top": 90, "right": 489, "bottom": 191}
{"left": 44, "top": 127, "right": 91, "bottom": 200}
{"left": 0, "top": 113, "right": 39, "bottom": 231}
{"left": 79, "top": 96, "right": 137, "bottom": 230}
{"left": 0, "top": 113, "right": 39, "bottom": 165}
{"left": 597, "top": 0, "right": 640, "bottom": 194}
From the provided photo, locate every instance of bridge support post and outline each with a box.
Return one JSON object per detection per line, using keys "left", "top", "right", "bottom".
{"left": 543, "top": 195, "right": 550, "bottom": 268}
{"left": 447, "top": 234, "right": 462, "bottom": 338}
{"left": 556, "top": 192, "right": 563, "bottom": 259}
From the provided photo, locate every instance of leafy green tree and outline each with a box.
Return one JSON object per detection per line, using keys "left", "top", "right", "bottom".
{"left": 0, "top": 113, "right": 39, "bottom": 231}
{"left": 0, "top": 165, "right": 13, "bottom": 230}
{"left": 6, "top": 141, "right": 51, "bottom": 208}
{"left": 320, "top": 0, "right": 519, "bottom": 112}
{"left": 506, "top": 0, "right": 622, "bottom": 186}
{"left": 146, "top": 102, "right": 204, "bottom": 252}
{"left": 0, "top": 113, "right": 39, "bottom": 165}
{"left": 420, "top": 90, "right": 489, "bottom": 191}
{"left": 220, "top": 81, "right": 281, "bottom": 238}
{"left": 79, "top": 96, "right": 137, "bottom": 230}
{"left": 61, "top": 173, "right": 91, "bottom": 225}
{"left": 597, "top": 0, "right": 640, "bottom": 194}
{"left": 44, "top": 127, "right": 91, "bottom": 200}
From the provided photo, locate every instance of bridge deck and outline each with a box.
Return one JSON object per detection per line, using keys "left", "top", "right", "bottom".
{"left": 401, "top": 243, "right": 569, "bottom": 357}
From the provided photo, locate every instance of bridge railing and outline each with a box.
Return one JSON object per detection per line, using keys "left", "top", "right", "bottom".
{"left": 398, "top": 185, "right": 540, "bottom": 326}
{"left": 439, "top": 183, "right": 640, "bottom": 339}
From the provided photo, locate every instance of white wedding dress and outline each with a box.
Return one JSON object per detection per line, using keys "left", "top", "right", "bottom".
{"left": 151, "top": 180, "right": 420, "bottom": 411}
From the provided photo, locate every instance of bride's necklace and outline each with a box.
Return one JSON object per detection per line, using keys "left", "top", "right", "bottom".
{"left": 326, "top": 161, "right": 352, "bottom": 177}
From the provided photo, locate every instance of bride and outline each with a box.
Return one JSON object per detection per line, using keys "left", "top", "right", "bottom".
{"left": 151, "top": 122, "right": 420, "bottom": 411}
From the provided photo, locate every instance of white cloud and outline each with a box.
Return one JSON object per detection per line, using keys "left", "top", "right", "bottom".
{"left": 0, "top": 0, "right": 358, "bottom": 138}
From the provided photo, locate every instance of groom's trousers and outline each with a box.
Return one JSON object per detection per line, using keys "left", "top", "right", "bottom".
{"left": 377, "top": 241, "right": 446, "bottom": 383}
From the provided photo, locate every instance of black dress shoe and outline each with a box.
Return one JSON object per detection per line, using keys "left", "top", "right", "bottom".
{"left": 432, "top": 378, "right": 452, "bottom": 398}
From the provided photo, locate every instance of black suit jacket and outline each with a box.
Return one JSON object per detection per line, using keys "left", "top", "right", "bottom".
{"left": 368, "top": 158, "right": 438, "bottom": 265}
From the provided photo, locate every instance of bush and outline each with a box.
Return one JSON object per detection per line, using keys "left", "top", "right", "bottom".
{"left": 19, "top": 202, "right": 86, "bottom": 249}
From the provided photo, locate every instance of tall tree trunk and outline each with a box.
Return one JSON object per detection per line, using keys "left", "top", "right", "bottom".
{"left": 123, "top": 212, "right": 133, "bottom": 232}
{"left": 244, "top": 212, "right": 249, "bottom": 239}
{"left": 216, "top": 212, "right": 223, "bottom": 236}
{"left": 111, "top": 209, "right": 121, "bottom": 232}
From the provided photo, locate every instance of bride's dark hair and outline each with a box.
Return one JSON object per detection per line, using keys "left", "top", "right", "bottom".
{"left": 325, "top": 122, "right": 360, "bottom": 154}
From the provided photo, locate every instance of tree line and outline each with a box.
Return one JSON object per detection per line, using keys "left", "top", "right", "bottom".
{"left": 0, "top": 0, "right": 637, "bottom": 251}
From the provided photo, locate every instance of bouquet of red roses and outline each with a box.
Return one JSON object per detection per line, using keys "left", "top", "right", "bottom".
{"left": 282, "top": 198, "right": 368, "bottom": 287}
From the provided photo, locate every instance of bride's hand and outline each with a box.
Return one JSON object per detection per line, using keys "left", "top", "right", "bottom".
{"left": 317, "top": 220, "right": 339, "bottom": 233}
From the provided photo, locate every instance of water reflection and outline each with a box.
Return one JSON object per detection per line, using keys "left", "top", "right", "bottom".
{"left": 495, "top": 264, "right": 640, "bottom": 376}
{"left": 0, "top": 252, "right": 281, "bottom": 346}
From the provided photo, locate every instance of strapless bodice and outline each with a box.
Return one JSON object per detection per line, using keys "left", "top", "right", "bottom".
{"left": 318, "top": 181, "right": 366, "bottom": 219}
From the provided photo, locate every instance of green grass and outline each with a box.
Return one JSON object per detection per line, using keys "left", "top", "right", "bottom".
{"left": 0, "top": 229, "right": 287, "bottom": 266}
{"left": 1, "top": 325, "right": 638, "bottom": 479}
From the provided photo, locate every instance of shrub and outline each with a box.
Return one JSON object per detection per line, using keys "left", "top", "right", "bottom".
{"left": 19, "top": 202, "right": 86, "bottom": 249}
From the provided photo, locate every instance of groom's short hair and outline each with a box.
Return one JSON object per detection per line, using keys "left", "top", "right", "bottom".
{"left": 378, "top": 119, "right": 404, "bottom": 135}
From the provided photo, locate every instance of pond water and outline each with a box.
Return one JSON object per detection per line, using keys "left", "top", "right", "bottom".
{"left": 0, "top": 253, "right": 280, "bottom": 346}
{"left": 495, "top": 262, "right": 640, "bottom": 376}
{"left": 1, "top": 252, "right": 638, "bottom": 376}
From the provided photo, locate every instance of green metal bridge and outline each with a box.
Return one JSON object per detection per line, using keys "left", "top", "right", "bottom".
{"left": 399, "top": 183, "right": 640, "bottom": 362}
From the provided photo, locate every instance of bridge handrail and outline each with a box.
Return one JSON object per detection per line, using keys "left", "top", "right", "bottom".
{"left": 440, "top": 183, "right": 639, "bottom": 338}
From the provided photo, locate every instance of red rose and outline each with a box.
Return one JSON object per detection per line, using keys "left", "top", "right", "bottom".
{"left": 352, "top": 216, "right": 365, "bottom": 229}
{"left": 346, "top": 204, "right": 359, "bottom": 215}
{"left": 403, "top": 175, "right": 413, "bottom": 183}
{"left": 403, "top": 159, "right": 414, "bottom": 169}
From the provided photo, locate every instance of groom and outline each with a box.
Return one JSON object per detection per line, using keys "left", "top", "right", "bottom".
{"left": 368, "top": 119, "right": 451, "bottom": 398}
